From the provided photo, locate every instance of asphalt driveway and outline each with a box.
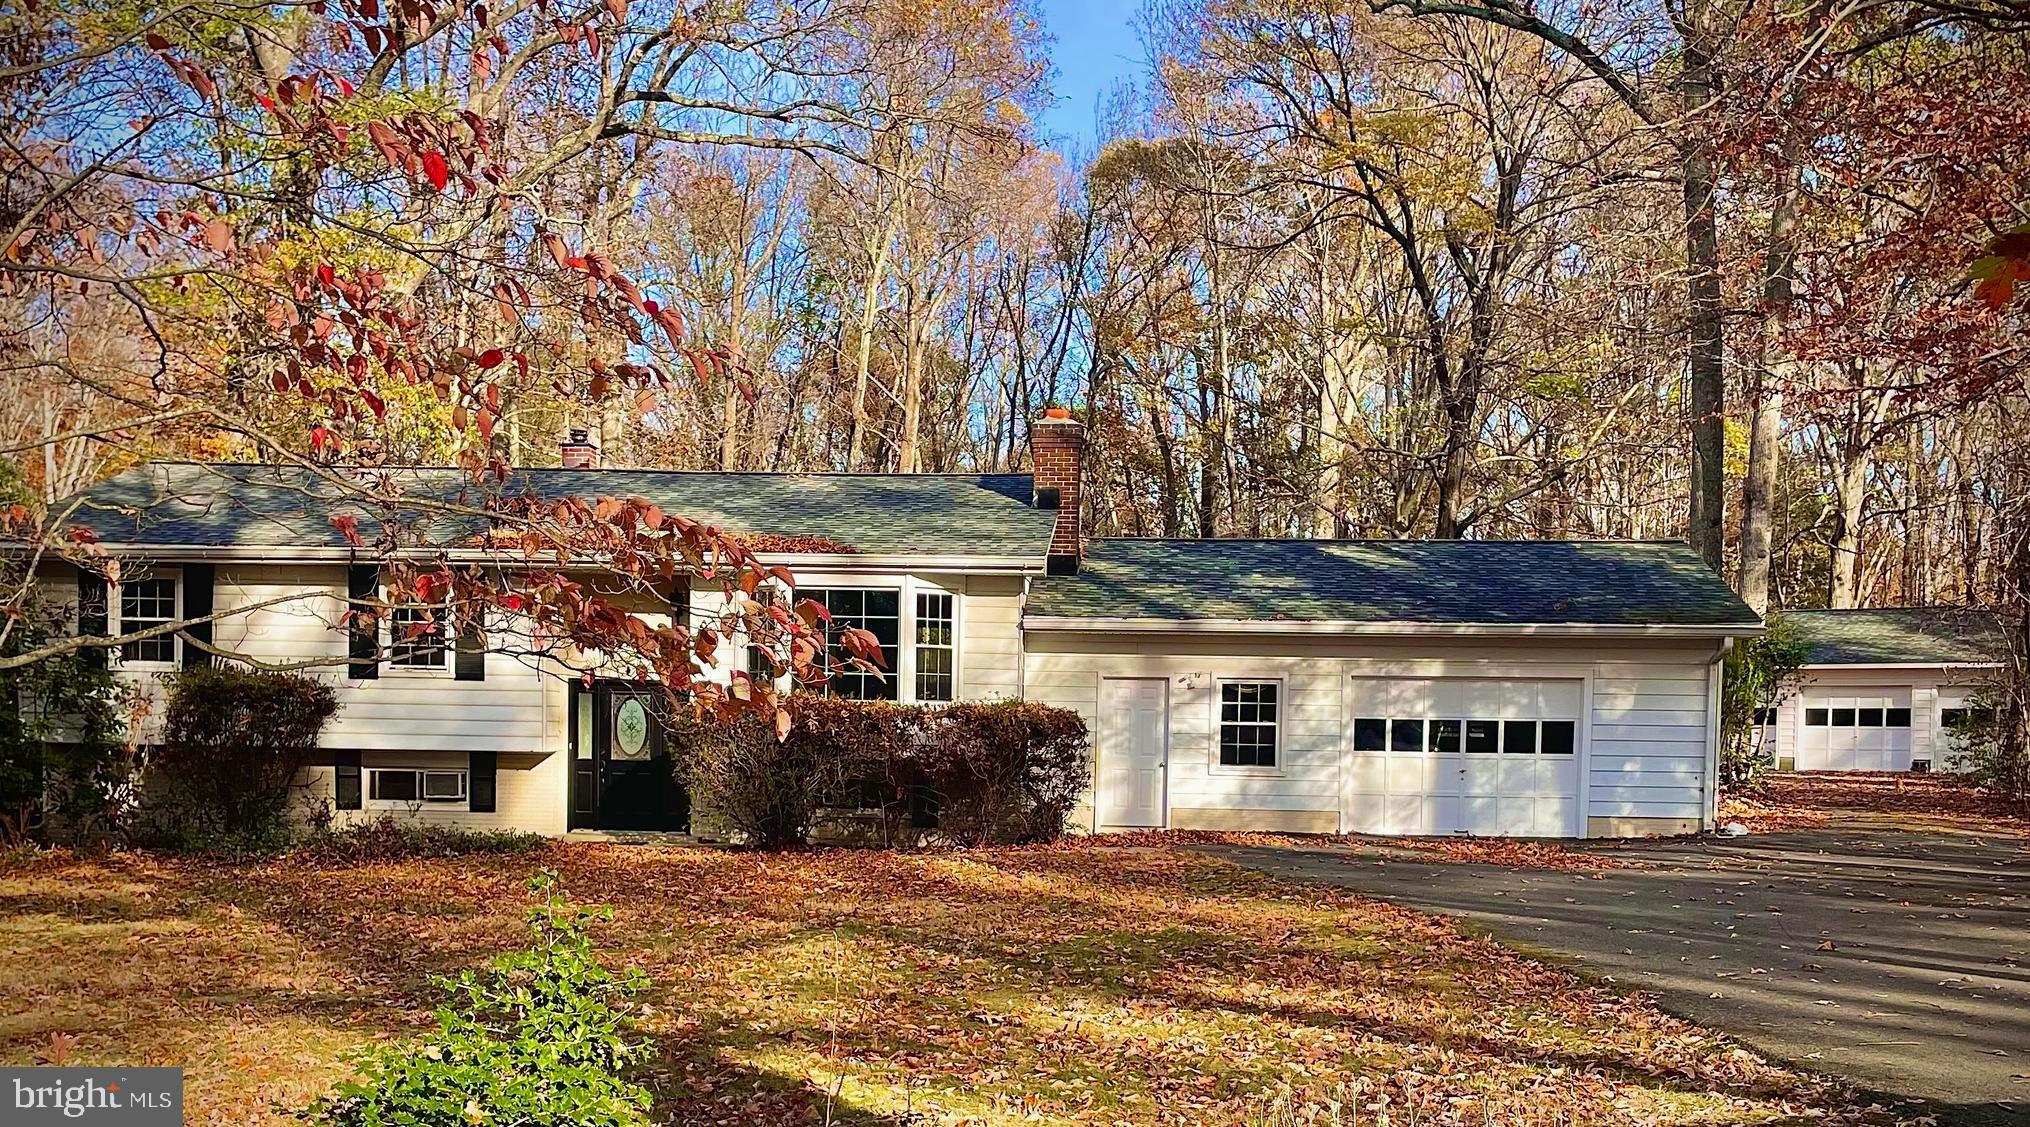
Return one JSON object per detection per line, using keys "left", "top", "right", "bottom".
{"left": 1200, "top": 827, "right": 2030, "bottom": 1125}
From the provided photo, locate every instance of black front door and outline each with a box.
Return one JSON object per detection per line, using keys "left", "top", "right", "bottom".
{"left": 581, "top": 681, "right": 689, "bottom": 832}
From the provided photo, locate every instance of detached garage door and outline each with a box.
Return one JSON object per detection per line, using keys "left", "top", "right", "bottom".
{"left": 1345, "top": 677, "right": 1582, "bottom": 837}
{"left": 1798, "top": 689, "right": 1912, "bottom": 771}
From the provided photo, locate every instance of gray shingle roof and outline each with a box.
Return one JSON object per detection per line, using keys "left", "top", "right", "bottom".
{"left": 59, "top": 462, "right": 1055, "bottom": 558}
{"left": 1027, "top": 538, "right": 1760, "bottom": 627}
{"left": 1782, "top": 607, "right": 2009, "bottom": 665}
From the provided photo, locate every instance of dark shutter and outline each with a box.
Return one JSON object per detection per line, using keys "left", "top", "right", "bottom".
{"left": 670, "top": 579, "right": 691, "bottom": 625}
{"left": 347, "top": 563, "right": 379, "bottom": 680}
{"left": 76, "top": 568, "right": 109, "bottom": 669}
{"left": 469, "top": 751, "right": 497, "bottom": 813}
{"left": 454, "top": 606, "right": 486, "bottom": 681}
{"left": 181, "top": 563, "right": 215, "bottom": 669}
{"left": 334, "top": 750, "right": 362, "bottom": 810}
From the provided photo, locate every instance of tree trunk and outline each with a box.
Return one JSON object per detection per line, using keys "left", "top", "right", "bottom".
{"left": 1739, "top": 162, "right": 1801, "bottom": 613}
{"left": 1679, "top": 39, "right": 1727, "bottom": 571}
{"left": 1434, "top": 401, "right": 1472, "bottom": 539}
{"left": 1829, "top": 439, "right": 1870, "bottom": 608}
{"left": 897, "top": 297, "right": 927, "bottom": 474}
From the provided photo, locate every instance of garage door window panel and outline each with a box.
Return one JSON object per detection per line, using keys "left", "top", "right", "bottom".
{"left": 1353, "top": 717, "right": 1386, "bottom": 752}
{"left": 1430, "top": 719, "right": 1462, "bottom": 754}
{"left": 1464, "top": 719, "right": 1499, "bottom": 754}
{"left": 1503, "top": 720, "right": 1537, "bottom": 754}
{"left": 1390, "top": 718, "right": 1425, "bottom": 753}
{"left": 1541, "top": 720, "right": 1576, "bottom": 755}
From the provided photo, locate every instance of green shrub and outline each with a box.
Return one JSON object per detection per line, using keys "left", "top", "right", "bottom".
{"left": 143, "top": 666, "right": 339, "bottom": 848}
{"left": 296, "top": 816, "right": 546, "bottom": 863}
{"left": 670, "top": 696, "right": 1090, "bottom": 849}
{"left": 0, "top": 594, "right": 131, "bottom": 844}
{"left": 306, "top": 870, "right": 650, "bottom": 1127}
{"left": 1720, "top": 615, "right": 1809, "bottom": 789}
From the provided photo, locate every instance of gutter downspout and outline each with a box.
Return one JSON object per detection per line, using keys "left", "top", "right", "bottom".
{"left": 1705, "top": 637, "right": 1733, "bottom": 832}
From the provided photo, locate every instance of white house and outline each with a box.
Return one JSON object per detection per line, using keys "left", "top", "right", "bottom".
{"left": 47, "top": 417, "right": 1765, "bottom": 839}
{"left": 1762, "top": 608, "right": 2005, "bottom": 773}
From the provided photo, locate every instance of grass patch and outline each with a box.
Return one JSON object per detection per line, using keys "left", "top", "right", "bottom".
{"left": 0, "top": 842, "right": 1908, "bottom": 1125}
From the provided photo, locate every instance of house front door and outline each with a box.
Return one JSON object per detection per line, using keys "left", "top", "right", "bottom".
{"left": 584, "top": 681, "right": 689, "bottom": 832}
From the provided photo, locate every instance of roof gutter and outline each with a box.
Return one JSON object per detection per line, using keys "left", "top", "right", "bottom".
{"left": 30, "top": 543, "right": 1048, "bottom": 575}
{"left": 1799, "top": 660, "right": 2004, "bottom": 671}
{"left": 1020, "top": 616, "right": 1765, "bottom": 638}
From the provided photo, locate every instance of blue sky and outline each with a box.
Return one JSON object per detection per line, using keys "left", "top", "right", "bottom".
{"left": 1034, "top": 0, "right": 1145, "bottom": 149}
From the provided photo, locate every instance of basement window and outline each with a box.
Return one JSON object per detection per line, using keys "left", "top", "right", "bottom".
{"left": 368, "top": 768, "right": 468, "bottom": 806}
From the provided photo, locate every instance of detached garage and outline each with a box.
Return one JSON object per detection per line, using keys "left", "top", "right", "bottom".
{"left": 1024, "top": 539, "right": 1762, "bottom": 840}
{"left": 1767, "top": 608, "right": 2004, "bottom": 773}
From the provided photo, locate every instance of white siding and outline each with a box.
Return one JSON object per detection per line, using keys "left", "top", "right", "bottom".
{"left": 1025, "top": 633, "right": 1727, "bottom": 837}
{"left": 1588, "top": 661, "right": 1712, "bottom": 822}
{"left": 959, "top": 574, "right": 1023, "bottom": 700}
{"left": 209, "top": 564, "right": 555, "bottom": 754}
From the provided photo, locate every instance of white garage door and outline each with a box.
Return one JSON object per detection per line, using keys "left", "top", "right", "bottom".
{"left": 1344, "top": 677, "right": 1583, "bottom": 837}
{"left": 1798, "top": 689, "right": 1912, "bottom": 771}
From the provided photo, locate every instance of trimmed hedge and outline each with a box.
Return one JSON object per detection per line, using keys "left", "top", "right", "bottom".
{"left": 670, "top": 698, "right": 1090, "bottom": 849}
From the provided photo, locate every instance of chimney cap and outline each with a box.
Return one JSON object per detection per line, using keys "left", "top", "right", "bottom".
{"left": 566, "top": 427, "right": 591, "bottom": 444}
{"left": 1042, "top": 405, "right": 1072, "bottom": 420}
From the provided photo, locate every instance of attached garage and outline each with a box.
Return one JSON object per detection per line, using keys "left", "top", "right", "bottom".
{"left": 1025, "top": 539, "right": 1762, "bottom": 840}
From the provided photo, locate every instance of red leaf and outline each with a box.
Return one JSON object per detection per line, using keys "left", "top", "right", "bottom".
{"left": 329, "top": 514, "right": 364, "bottom": 547}
{"left": 422, "top": 151, "right": 449, "bottom": 191}
{"left": 200, "top": 218, "right": 234, "bottom": 254}
{"left": 476, "top": 348, "right": 504, "bottom": 369}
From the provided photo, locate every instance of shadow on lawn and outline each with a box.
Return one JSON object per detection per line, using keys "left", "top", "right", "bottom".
{"left": 171, "top": 846, "right": 1885, "bottom": 1125}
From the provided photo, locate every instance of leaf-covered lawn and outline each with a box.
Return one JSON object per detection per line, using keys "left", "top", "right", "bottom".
{"left": 1721, "top": 770, "right": 2027, "bottom": 836}
{"left": 2, "top": 843, "right": 1912, "bottom": 1126}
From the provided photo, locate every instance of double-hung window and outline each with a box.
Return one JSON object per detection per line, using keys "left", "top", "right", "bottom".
{"left": 1218, "top": 681, "right": 1279, "bottom": 768}
{"left": 389, "top": 603, "right": 450, "bottom": 670}
{"left": 119, "top": 576, "right": 179, "bottom": 664}
{"left": 914, "top": 591, "right": 955, "bottom": 702}
{"left": 799, "top": 588, "right": 900, "bottom": 700}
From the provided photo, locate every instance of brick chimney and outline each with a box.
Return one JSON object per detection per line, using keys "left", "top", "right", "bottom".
{"left": 1031, "top": 408, "right": 1086, "bottom": 575}
{"left": 560, "top": 427, "right": 599, "bottom": 469}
